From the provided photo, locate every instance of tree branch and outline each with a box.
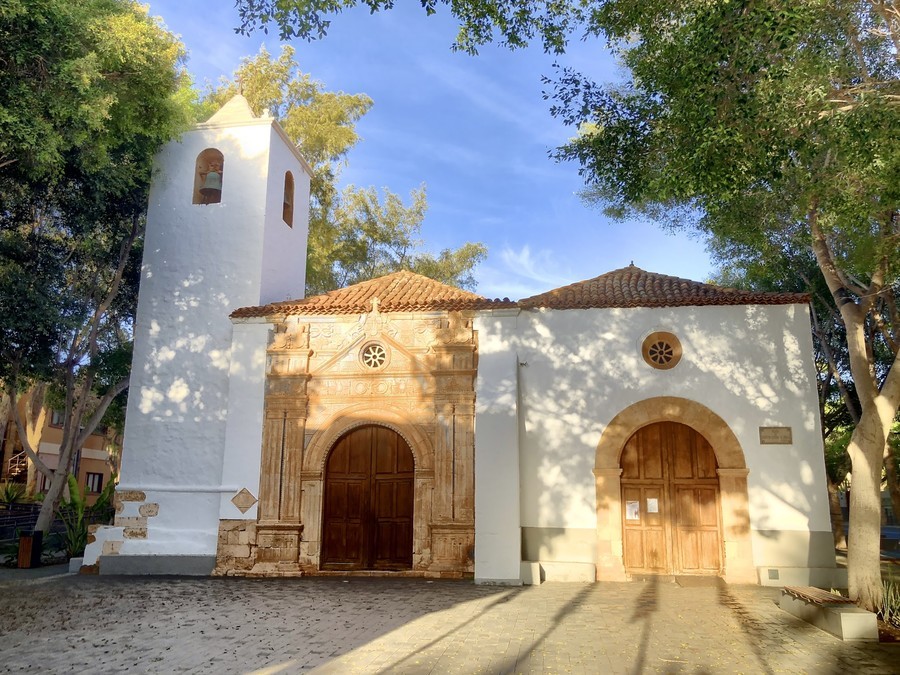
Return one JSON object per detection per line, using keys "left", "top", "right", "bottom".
{"left": 4, "top": 380, "right": 53, "bottom": 479}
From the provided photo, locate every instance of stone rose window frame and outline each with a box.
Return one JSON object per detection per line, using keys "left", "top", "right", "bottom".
{"left": 360, "top": 342, "right": 389, "bottom": 370}
{"left": 641, "top": 331, "right": 682, "bottom": 370}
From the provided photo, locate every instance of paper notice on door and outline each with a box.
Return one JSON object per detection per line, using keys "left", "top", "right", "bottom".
{"left": 625, "top": 501, "right": 640, "bottom": 520}
{"left": 647, "top": 498, "right": 659, "bottom": 513}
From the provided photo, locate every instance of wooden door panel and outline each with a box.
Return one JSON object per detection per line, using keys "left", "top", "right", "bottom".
{"left": 347, "top": 430, "right": 371, "bottom": 473}
{"left": 623, "top": 485, "right": 668, "bottom": 573}
{"left": 674, "top": 486, "right": 722, "bottom": 573}
{"left": 322, "top": 425, "right": 414, "bottom": 570}
{"left": 671, "top": 424, "right": 695, "bottom": 479}
{"left": 696, "top": 438, "right": 718, "bottom": 479}
{"left": 621, "top": 441, "right": 640, "bottom": 479}
{"left": 622, "top": 423, "right": 722, "bottom": 576}
{"left": 678, "top": 531, "right": 701, "bottom": 571}
{"left": 698, "top": 531, "right": 722, "bottom": 571}
{"left": 697, "top": 488, "right": 718, "bottom": 526}
{"left": 641, "top": 425, "right": 664, "bottom": 479}
{"left": 676, "top": 487, "right": 699, "bottom": 527}
{"left": 623, "top": 529, "right": 645, "bottom": 569}
{"left": 642, "top": 529, "right": 668, "bottom": 571}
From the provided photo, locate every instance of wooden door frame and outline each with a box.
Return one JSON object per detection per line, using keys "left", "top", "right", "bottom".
{"left": 594, "top": 397, "right": 757, "bottom": 584}
{"left": 299, "top": 409, "right": 435, "bottom": 572}
{"left": 320, "top": 424, "right": 415, "bottom": 570}
{"left": 620, "top": 423, "right": 724, "bottom": 576}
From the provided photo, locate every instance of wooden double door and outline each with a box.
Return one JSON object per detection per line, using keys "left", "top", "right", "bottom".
{"left": 321, "top": 425, "right": 414, "bottom": 570}
{"left": 621, "top": 422, "right": 723, "bottom": 575}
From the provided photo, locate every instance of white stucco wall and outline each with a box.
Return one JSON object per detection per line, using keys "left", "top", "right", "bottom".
{"left": 218, "top": 320, "right": 269, "bottom": 520}
{"left": 475, "top": 303, "right": 831, "bottom": 579}
{"left": 261, "top": 126, "right": 310, "bottom": 304}
{"left": 473, "top": 310, "right": 522, "bottom": 584}
{"left": 112, "top": 118, "right": 309, "bottom": 563}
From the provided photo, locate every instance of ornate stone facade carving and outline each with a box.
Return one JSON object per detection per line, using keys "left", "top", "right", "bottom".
{"left": 214, "top": 307, "right": 478, "bottom": 577}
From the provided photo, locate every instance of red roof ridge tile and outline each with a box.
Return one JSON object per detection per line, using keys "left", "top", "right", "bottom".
{"left": 232, "top": 266, "right": 809, "bottom": 319}
{"left": 518, "top": 265, "right": 809, "bottom": 309}
{"left": 231, "top": 270, "right": 515, "bottom": 318}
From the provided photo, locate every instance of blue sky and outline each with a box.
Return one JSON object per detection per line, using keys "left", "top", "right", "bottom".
{"left": 146, "top": 2, "right": 714, "bottom": 299}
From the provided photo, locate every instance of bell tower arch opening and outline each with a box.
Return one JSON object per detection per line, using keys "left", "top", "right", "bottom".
{"left": 192, "top": 148, "right": 224, "bottom": 205}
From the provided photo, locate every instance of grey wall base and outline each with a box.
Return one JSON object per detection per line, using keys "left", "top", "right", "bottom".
{"left": 757, "top": 566, "right": 844, "bottom": 588}
{"left": 99, "top": 554, "right": 215, "bottom": 576}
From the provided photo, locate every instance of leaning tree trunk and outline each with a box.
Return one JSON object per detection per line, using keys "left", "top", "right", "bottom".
{"left": 827, "top": 478, "right": 848, "bottom": 550}
{"left": 35, "top": 465, "right": 69, "bottom": 532}
{"left": 846, "top": 412, "right": 888, "bottom": 611}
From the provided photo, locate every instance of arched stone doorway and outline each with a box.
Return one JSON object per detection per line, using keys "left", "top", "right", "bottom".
{"left": 621, "top": 422, "right": 722, "bottom": 575}
{"left": 594, "top": 397, "right": 757, "bottom": 584}
{"left": 321, "top": 425, "right": 415, "bottom": 570}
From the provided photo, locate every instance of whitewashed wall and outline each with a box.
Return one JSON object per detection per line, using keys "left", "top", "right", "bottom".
{"left": 218, "top": 320, "right": 270, "bottom": 521}
{"left": 474, "top": 303, "right": 833, "bottom": 584}
{"left": 98, "top": 117, "right": 309, "bottom": 572}
{"left": 473, "top": 310, "right": 522, "bottom": 584}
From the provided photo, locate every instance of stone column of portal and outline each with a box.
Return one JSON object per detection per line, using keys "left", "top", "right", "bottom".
{"left": 473, "top": 309, "right": 522, "bottom": 584}
{"left": 253, "top": 324, "right": 308, "bottom": 574}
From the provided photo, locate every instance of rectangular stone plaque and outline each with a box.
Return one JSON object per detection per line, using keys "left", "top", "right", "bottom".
{"left": 759, "top": 426, "right": 793, "bottom": 445}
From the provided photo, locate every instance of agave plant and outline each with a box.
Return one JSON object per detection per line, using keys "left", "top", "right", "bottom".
{"left": 55, "top": 474, "right": 88, "bottom": 560}
{"left": 879, "top": 575, "right": 900, "bottom": 629}
{"left": 0, "top": 482, "right": 26, "bottom": 506}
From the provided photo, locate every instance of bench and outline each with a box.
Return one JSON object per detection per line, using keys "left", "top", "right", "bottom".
{"left": 779, "top": 585, "right": 878, "bottom": 642}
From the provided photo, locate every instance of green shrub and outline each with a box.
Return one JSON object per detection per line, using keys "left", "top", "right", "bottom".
{"left": 56, "top": 474, "right": 88, "bottom": 559}
{"left": 879, "top": 575, "right": 900, "bottom": 629}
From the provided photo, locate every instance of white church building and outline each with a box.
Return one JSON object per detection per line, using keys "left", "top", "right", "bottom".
{"left": 84, "top": 97, "right": 839, "bottom": 587}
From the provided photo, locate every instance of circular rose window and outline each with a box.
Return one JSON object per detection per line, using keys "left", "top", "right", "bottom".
{"left": 641, "top": 332, "right": 682, "bottom": 370}
{"left": 360, "top": 342, "right": 388, "bottom": 369}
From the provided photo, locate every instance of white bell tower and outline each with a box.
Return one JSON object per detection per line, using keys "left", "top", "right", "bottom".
{"left": 93, "top": 96, "right": 311, "bottom": 573}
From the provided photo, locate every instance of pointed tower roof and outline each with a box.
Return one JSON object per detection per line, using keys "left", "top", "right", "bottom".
{"left": 231, "top": 270, "right": 514, "bottom": 318}
{"left": 204, "top": 94, "right": 256, "bottom": 125}
{"left": 519, "top": 265, "right": 808, "bottom": 309}
{"left": 194, "top": 94, "right": 313, "bottom": 177}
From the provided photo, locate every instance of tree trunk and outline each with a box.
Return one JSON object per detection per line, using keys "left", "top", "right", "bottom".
{"left": 827, "top": 477, "right": 848, "bottom": 550}
{"left": 35, "top": 465, "right": 69, "bottom": 533}
{"left": 846, "top": 412, "right": 887, "bottom": 611}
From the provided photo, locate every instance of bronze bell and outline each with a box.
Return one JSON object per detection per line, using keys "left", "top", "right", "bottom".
{"left": 199, "top": 170, "right": 222, "bottom": 202}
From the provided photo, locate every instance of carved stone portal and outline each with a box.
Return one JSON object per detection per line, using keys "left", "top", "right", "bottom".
{"left": 214, "top": 308, "right": 478, "bottom": 577}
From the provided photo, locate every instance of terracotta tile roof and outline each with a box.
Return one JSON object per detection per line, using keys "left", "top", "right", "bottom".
{"left": 518, "top": 265, "right": 809, "bottom": 309}
{"left": 231, "top": 270, "right": 515, "bottom": 318}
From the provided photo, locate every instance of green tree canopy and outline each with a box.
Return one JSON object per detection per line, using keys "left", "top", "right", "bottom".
{"left": 0, "top": 0, "right": 192, "bottom": 533}
{"left": 200, "top": 46, "right": 486, "bottom": 294}
{"left": 559, "top": 0, "right": 899, "bottom": 612}
{"left": 233, "top": 0, "right": 589, "bottom": 53}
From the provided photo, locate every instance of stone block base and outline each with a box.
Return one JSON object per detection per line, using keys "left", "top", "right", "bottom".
{"left": 538, "top": 561, "right": 597, "bottom": 582}
{"left": 520, "top": 561, "right": 541, "bottom": 586}
{"left": 780, "top": 590, "right": 878, "bottom": 642}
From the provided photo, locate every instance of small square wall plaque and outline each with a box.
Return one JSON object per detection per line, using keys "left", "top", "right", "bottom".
{"left": 231, "top": 488, "right": 258, "bottom": 513}
{"left": 759, "top": 427, "right": 793, "bottom": 445}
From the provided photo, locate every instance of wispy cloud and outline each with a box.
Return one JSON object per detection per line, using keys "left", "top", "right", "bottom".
{"left": 476, "top": 245, "right": 573, "bottom": 299}
{"left": 416, "top": 59, "right": 564, "bottom": 146}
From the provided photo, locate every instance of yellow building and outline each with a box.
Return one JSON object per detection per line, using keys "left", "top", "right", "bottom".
{"left": 1, "top": 405, "right": 116, "bottom": 506}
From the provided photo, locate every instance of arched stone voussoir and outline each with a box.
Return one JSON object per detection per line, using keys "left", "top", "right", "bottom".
{"left": 595, "top": 396, "right": 748, "bottom": 471}
{"left": 304, "top": 404, "right": 434, "bottom": 474}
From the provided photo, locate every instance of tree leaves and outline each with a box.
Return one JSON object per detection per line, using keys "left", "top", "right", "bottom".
{"left": 201, "top": 46, "right": 487, "bottom": 294}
